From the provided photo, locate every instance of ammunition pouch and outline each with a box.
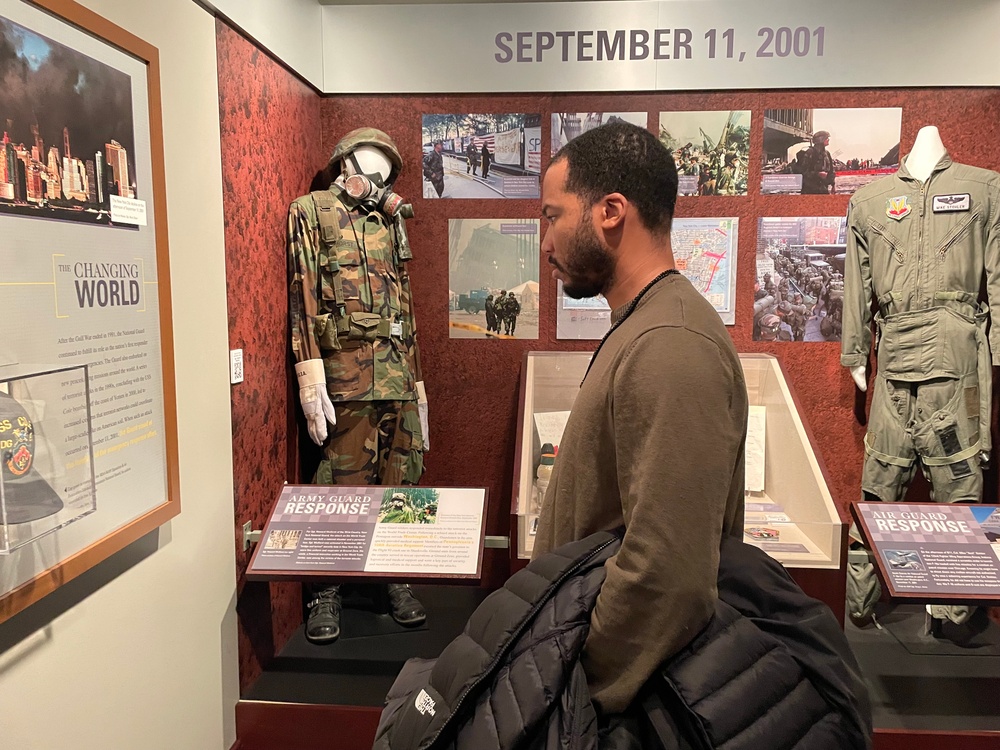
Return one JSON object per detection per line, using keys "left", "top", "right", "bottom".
{"left": 343, "top": 311, "right": 408, "bottom": 343}
{"left": 315, "top": 313, "right": 341, "bottom": 351}
{"left": 347, "top": 312, "right": 382, "bottom": 342}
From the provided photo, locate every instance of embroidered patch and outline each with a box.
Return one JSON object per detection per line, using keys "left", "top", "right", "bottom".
{"left": 932, "top": 193, "right": 971, "bottom": 212}
{"left": 886, "top": 196, "right": 912, "bottom": 221}
{"left": 5, "top": 422, "right": 34, "bottom": 477}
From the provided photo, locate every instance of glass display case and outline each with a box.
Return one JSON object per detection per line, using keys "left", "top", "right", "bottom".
{"left": 0, "top": 364, "right": 97, "bottom": 553}
{"left": 512, "top": 351, "right": 843, "bottom": 570}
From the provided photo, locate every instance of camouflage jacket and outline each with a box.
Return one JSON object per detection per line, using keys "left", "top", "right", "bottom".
{"left": 288, "top": 186, "right": 421, "bottom": 401}
{"left": 422, "top": 150, "right": 444, "bottom": 182}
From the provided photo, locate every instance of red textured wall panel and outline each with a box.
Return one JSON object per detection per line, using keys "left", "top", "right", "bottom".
{"left": 216, "top": 20, "right": 324, "bottom": 692}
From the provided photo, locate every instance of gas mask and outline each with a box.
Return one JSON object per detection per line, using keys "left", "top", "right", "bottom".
{"left": 342, "top": 149, "right": 412, "bottom": 219}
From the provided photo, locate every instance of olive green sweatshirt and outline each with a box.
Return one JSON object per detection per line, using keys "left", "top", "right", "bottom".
{"left": 532, "top": 273, "right": 748, "bottom": 714}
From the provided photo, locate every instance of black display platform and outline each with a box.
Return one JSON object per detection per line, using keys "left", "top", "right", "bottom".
{"left": 244, "top": 584, "right": 490, "bottom": 707}
{"left": 876, "top": 604, "right": 1000, "bottom": 657}
{"left": 847, "top": 603, "right": 1000, "bottom": 731}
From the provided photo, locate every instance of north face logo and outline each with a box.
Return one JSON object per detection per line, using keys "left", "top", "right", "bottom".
{"left": 415, "top": 689, "right": 436, "bottom": 717}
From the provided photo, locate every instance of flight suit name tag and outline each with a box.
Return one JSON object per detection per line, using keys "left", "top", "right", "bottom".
{"left": 932, "top": 193, "right": 971, "bottom": 212}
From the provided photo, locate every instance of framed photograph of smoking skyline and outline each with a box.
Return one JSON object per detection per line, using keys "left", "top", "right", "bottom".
{"left": 0, "top": 0, "right": 177, "bottom": 624}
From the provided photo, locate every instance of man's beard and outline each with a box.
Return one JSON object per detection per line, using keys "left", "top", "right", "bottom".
{"left": 556, "top": 219, "right": 615, "bottom": 300}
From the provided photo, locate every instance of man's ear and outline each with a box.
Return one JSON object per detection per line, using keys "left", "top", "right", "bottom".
{"left": 600, "top": 193, "right": 627, "bottom": 230}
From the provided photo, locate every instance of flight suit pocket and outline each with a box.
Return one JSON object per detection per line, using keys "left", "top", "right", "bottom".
{"left": 936, "top": 209, "right": 981, "bottom": 256}
{"left": 868, "top": 219, "right": 905, "bottom": 265}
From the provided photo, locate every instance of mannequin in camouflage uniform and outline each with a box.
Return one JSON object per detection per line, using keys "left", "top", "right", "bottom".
{"left": 287, "top": 127, "right": 428, "bottom": 643}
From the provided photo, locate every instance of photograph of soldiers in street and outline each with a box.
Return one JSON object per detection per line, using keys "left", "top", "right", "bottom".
{"left": 448, "top": 218, "right": 539, "bottom": 339}
{"left": 658, "top": 110, "right": 751, "bottom": 196}
{"left": 422, "top": 113, "right": 541, "bottom": 199}
{"left": 761, "top": 107, "right": 901, "bottom": 195}
{"left": 754, "top": 216, "right": 847, "bottom": 342}
{"left": 551, "top": 112, "right": 647, "bottom": 156}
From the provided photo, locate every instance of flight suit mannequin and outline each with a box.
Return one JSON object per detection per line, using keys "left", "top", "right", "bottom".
{"left": 843, "top": 125, "right": 1000, "bottom": 624}
{"left": 287, "top": 128, "right": 429, "bottom": 643}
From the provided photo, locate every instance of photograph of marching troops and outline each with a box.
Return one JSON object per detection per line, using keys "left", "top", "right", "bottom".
{"left": 761, "top": 107, "right": 901, "bottom": 195}
{"left": 754, "top": 217, "right": 847, "bottom": 342}
{"left": 658, "top": 110, "right": 751, "bottom": 196}
{"left": 448, "top": 218, "right": 540, "bottom": 339}
{"left": 551, "top": 112, "right": 647, "bottom": 155}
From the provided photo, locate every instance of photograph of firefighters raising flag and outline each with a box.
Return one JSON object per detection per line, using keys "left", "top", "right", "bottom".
{"left": 659, "top": 110, "right": 751, "bottom": 196}
{"left": 761, "top": 107, "right": 902, "bottom": 195}
{"left": 754, "top": 216, "right": 847, "bottom": 342}
{"left": 422, "top": 113, "right": 540, "bottom": 199}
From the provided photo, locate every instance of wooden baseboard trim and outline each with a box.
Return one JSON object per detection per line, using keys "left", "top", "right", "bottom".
{"left": 875, "top": 729, "right": 1000, "bottom": 749}
{"left": 236, "top": 700, "right": 381, "bottom": 750}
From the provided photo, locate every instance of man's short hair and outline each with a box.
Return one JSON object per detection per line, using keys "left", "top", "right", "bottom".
{"left": 553, "top": 122, "right": 678, "bottom": 235}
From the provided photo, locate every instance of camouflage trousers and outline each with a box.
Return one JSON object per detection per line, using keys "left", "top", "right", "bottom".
{"left": 314, "top": 400, "right": 424, "bottom": 486}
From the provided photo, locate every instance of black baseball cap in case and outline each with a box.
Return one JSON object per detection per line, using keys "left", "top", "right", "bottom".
{"left": 0, "top": 391, "right": 64, "bottom": 525}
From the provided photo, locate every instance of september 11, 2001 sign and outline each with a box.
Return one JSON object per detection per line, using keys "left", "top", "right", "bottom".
{"left": 247, "top": 486, "right": 488, "bottom": 581}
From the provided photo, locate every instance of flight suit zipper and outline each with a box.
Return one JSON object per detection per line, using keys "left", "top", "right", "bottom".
{"left": 916, "top": 181, "right": 926, "bottom": 307}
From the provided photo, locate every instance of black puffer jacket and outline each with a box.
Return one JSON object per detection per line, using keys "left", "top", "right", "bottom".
{"left": 373, "top": 530, "right": 872, "bottom": 750}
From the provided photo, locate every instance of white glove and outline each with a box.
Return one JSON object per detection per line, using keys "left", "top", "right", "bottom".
{"left": 296, "top": 359, "right": 336, "bottom": 445}
{"left": 416, "top": 381, "right": 430, "bottom": 452}
{"left": 850, "top": 365, "right": 867, "bottom": 392}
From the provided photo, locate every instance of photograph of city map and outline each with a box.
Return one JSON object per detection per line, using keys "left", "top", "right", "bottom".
{"left": 761, "top": 107, "right": 901, "bottom": 195}
{"left": 422, "top": 113, "right": 541, "bottom": 199}
{"left": 659, "top": 110, "right": 751, "bottom": 196}
{"left": 671, "top": 217, "right": 738, "bottom": 324}
{"left": 754, "top": 216, "right": 847, "bottom": 342}
{"left": 0, "top": 14, "right": 137, "bottom": 225}
{"left": 449, "top": 218, "right": 540, "bottom": 339}
{"left": 551, "top": 112, "right": 647, "bottom": 156}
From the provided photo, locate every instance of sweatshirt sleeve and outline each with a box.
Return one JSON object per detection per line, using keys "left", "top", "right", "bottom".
{"left": 582, "top": 326, "right": 746, "bottom": 714}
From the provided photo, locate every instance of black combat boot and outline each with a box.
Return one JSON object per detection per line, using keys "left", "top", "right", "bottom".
{"left": 305, "top": 585, "right": 342, "bottom": 644}
{"left": 387, "top": 583, "right": 426, "bottom": 627}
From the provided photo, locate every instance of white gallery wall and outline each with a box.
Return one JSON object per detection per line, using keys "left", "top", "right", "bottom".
{"left": 0, "top": 0, "right": 239, "bottom": 748}
{"left": 200, "top": 0, "right": 323, "bottom": 89}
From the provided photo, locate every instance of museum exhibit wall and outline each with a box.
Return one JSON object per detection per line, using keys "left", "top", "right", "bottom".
{"left": 320, "top": 88, "right": 1000, "bottom": 520}
{"left": 0, "top": 1, "right": 239, "bottom": 748}
{"left": 216, "top": 19, "right": 325, "bottom": 692}
{"left": 216, "top": 6, "right": 1000, "bottom": 689}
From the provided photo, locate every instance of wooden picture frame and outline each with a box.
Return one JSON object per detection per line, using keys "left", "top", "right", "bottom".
{"left": 0, "top": 0, "right": 177, "bottom": 623}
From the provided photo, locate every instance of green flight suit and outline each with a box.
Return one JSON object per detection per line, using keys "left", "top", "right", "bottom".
{"left": 842, "top": 155, "right": 1000, "bottom": 504}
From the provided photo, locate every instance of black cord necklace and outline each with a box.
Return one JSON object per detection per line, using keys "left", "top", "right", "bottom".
{"left": 581, "top": 268, "right": 679, "bottom": 385}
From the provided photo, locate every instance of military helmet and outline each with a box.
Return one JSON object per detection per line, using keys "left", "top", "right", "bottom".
{"left": 813, "top": 130, "right": 831, "bottom": 143}
{"left": 329, "top": 127, "right": 403, "bottom": 182}
{"left": 759, "top": 314, "right": 782, "bottom": 340}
